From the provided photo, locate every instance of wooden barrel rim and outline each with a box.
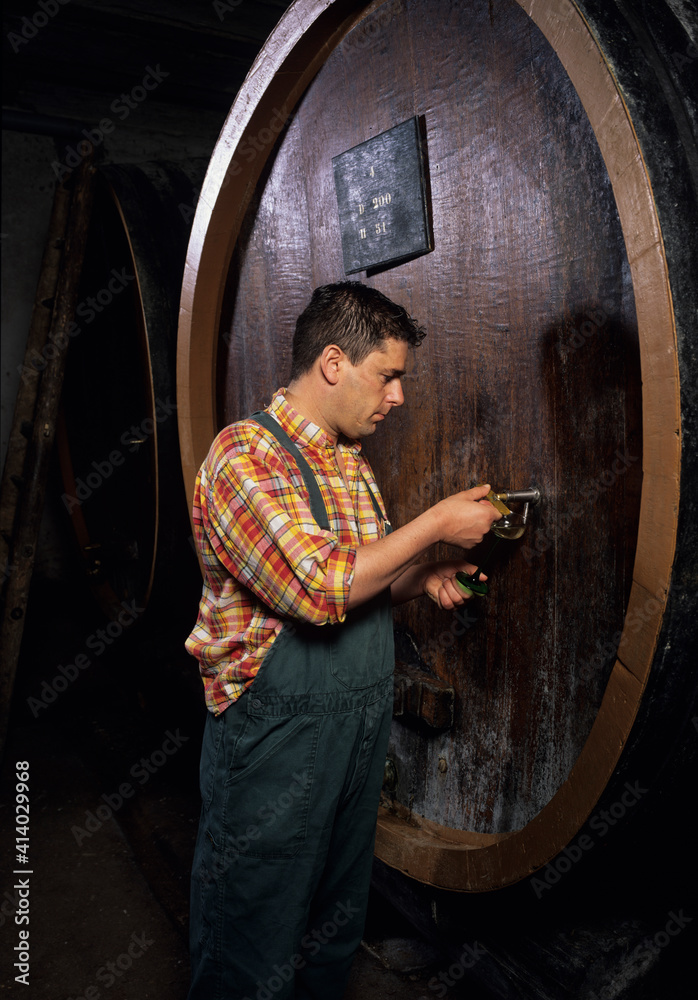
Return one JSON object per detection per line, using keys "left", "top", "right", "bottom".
{"left": 110, "top": 182, "right": 160, "bottom": 604}
{"left": 176, "top": 0, "right": 680, "bottom": 890}
{"left": 60, "top": 163, "right": 198, "bottom": 622}
{"left": 57, "top": 173, "right": 157, "bottom": 620}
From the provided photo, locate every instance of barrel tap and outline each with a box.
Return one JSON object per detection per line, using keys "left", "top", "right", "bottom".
{"left": 491, "top": 486, "right": 541, "bottom": 524}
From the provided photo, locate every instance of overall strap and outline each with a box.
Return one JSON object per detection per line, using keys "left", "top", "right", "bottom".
{"left": 361, "top": 472, "right": 389, "bottom": 528}
{"left": 249, "top": 411, "right": 330, "bottom": 530}
{"left": 250, "top": 410, "right": 389, "bottom": 534}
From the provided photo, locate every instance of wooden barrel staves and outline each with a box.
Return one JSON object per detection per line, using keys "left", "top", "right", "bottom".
{"left": 58, "top": 161, "right": 204, "bottom": 622}
{"left": 176, "top": 0, "right": 697, "bottom": 911}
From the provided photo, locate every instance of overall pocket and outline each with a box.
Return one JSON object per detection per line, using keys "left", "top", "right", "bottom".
{"left": 222, "top": 712, "right": 320, "bottom": 859}
{"left": 329, "top": 592, "right": 394, "bottom": 690}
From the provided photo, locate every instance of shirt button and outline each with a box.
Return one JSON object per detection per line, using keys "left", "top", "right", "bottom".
{"left": 251, "top": 698, "right": 262, "bottom": 709}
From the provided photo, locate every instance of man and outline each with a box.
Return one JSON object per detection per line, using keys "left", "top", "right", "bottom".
{"left": 186, "top": 282, "right": 499, "bottom": 999}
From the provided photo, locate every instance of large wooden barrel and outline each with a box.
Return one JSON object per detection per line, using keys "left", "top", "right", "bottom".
{"left": 58, "top": 161, "right": 203, "bottom": 622}
{"left": 177, "top": 0, "right": 696, "bottom": 901}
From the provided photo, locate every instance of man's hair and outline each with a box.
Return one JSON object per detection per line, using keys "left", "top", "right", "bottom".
{"left": 290, "top": 281, "right": 426, "bottom": 380}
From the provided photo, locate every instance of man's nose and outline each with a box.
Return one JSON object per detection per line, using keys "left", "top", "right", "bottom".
{"left": 386, "top": 380, "right": 404, "bottom": 406}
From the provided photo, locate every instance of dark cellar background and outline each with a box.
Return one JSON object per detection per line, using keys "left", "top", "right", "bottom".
{"left": 2, "top": 1, "right": 697, "bottom": 998}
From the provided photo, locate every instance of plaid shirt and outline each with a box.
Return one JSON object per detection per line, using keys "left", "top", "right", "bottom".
{"left": 186, "top": 388, "right": 389, "bottom": 714}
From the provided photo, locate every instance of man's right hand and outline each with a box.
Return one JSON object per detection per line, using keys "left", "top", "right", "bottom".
{"left": 431, "top": 483, "right": 501, "bottom": 548}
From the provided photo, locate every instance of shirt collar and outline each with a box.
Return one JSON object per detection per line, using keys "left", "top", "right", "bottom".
{"left": 268, "top": 388, "right": 362, "bottom": 455}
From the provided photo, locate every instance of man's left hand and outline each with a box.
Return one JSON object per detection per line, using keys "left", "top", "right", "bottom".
{"left": 422, "top": 560, "right": 487, "bottom": 610}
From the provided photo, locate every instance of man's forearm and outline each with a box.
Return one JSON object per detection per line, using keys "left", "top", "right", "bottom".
{"left": 346, "top": 510, "right": 441, "bottom": 609}
{"left": 346, "top": 486, "right": 498, "bottom": 611}
{"left": 389, "top": 562, "right": 434, "bottom": 605}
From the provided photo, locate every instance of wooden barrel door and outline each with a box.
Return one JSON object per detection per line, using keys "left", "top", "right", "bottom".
{"left": 178, "top": 0, "right": 693, "bottom": 892}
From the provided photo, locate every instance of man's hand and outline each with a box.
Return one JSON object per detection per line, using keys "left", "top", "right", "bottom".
{"left": 429, "top": 484, "right": 501, "bottom": 548}
{"left": 420, "top": 560, "right": 487, "bottom": 610}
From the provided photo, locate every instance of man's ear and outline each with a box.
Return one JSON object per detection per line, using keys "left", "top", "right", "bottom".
{"left": 319, "top": 344, "right": 344, "bottom": 385}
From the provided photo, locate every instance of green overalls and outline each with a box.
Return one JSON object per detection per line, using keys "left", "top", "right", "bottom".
{"left": 188, "top": 411, "right": 395, "bottom": 1000}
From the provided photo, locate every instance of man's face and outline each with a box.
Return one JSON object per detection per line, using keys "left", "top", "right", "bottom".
{"left": 336, "top": 338, "right": 408, "bottom": 439}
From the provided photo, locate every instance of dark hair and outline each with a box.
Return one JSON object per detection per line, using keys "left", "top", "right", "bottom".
{"left": 290, "top": 281, "right": 426, "bottom": 380}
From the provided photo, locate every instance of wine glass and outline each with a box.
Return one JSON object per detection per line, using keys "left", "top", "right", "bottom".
{"left": 455, "top": 511, "right": 526, "bottom": 597}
